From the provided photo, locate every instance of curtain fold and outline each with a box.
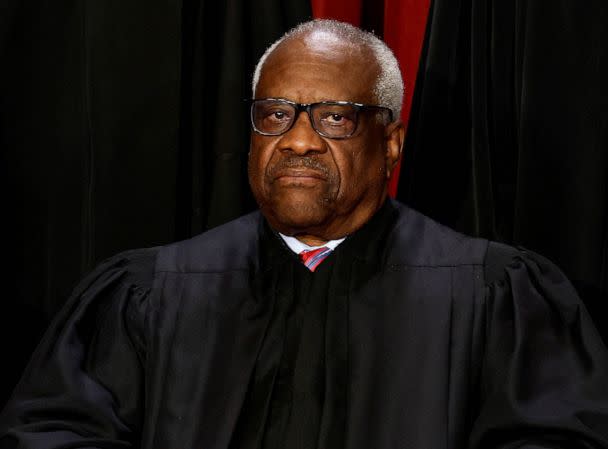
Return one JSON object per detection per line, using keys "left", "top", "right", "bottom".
{"left": 177, "top": 0, "right": 311, "bottom": 237}
{"left": 398, "top": 0, "right": 608, "bottom": 341}
{"left": 0, "top": 0, "right": 310, "bottom": 407}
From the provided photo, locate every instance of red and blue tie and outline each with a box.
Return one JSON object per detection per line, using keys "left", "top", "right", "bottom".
{"left": 299, "top": 247, "right": 332, "bottom": 272}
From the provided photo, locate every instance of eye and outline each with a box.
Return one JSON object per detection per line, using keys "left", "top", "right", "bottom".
{"left": 326, "top": 113, "right": 345, "bottom": 124}
{"left": 319, "top": 110, "right": 354, "bottom": 128}
{"left": 265, "top": 108, "right": 292, "bottom": 123}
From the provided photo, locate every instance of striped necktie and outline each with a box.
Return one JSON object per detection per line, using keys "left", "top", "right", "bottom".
{"left": 299, "top": 246, "right": 332, "bottom": 272}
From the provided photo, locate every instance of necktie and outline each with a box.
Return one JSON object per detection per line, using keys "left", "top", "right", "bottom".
{"left": 299, "top": 247, "right": 332, "bottom": 272}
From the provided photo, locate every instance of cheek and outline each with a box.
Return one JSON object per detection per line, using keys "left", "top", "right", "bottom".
{"left": 334, "top": 143, "right": 384, "bottom": 198}
{"left": 336, "top": 147, "right": 384, "bottom": 186}
{"left": 248, "top": 139, "right": 275, "bottom": 190}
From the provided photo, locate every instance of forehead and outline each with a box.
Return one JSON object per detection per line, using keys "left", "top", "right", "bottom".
{"left": 256, "top": 32, "right": 379, "bottom": 104}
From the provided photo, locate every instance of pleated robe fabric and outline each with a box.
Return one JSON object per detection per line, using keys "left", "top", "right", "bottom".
{"left": 2, "top": 200, "right": 608, "bottom": 449}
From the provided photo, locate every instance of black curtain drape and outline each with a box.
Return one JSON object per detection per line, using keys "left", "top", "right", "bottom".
{"left": 177, "top": 1, "right": 311, "bottom": 237}
{"left": 398, "top": 0, "right": 608, "bottom": 341}
{"left": 0, "top": 0, "right": 310, "bottom": 406}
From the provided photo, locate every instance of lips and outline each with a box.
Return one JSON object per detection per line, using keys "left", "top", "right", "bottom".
{"left": 272, "top": 168, "right": 327, "bottom": 181}
{"left": 268, "top": 157, "right": 330, "bottom": 184}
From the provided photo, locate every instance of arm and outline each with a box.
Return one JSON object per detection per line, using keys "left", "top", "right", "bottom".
{"left": 469, "top": 245, "right": 608, "bottom": 448}
{"left": 0, "top": 249, "right": 156, "bottom": 448}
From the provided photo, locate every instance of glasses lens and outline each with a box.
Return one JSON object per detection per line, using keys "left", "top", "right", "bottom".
{"left": 252, "top": 100, "right": 296, "bottom": 135}
{"left": 311, "top": 103, "right": 358, "bottom": 138}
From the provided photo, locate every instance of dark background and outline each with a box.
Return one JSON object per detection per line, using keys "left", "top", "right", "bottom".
{"left": 1, "top": 0, "right": 607, "bottom": 407}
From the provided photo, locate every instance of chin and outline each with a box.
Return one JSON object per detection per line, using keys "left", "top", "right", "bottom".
{"left": 263, "top": 198, "right": 332, "bottom": 234}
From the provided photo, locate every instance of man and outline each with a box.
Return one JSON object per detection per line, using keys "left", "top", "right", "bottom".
{"left": 2, "top": 19, "right": 608, "bottom": 449}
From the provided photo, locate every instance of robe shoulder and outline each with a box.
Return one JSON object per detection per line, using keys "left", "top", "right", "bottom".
{"left": 386, "top": 201, "right": 581, "bottom": 298}
{"left": 155, "top": 210, "right": 263, "bottom": 273}
{"left": 386, "top": 200, "right": 489, "bottom": 267}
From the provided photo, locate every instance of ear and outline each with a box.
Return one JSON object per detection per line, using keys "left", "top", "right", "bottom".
{"left": 384, "top": 120, "right": 405, "bottom": 179}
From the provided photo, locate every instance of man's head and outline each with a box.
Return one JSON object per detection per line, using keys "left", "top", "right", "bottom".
{"left": 248, "top": 19, "right": 405, "bottom": 245}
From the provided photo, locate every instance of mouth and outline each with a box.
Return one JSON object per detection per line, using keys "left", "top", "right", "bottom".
{"left": 273, "top": 168, "right": 327, "bottom": 181}
{"left": 271, "top": 168, "right": 328, "bottom": 187}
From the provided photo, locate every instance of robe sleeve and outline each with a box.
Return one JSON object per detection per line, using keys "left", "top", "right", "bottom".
{"left": 469, "top": 244, "right": 608, "bottom": 448}
{"left": 0, "top": 248, "right": 158, "bottom": 449}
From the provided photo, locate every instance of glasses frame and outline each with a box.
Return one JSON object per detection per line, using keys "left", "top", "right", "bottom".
{"left": 250, "top": 98, "right": 393, "bottom": 139}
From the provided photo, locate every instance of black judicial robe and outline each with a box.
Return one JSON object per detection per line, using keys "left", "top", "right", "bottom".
{"left": 2, "top": 199, "right": 608, "bottom": 448}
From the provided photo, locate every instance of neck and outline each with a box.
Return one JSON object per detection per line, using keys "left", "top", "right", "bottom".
{"left": 294, "top": 234, "right": 329, "bottom": 246}
{"left": 267, "top": 195, "right": 389, "bottom": 248}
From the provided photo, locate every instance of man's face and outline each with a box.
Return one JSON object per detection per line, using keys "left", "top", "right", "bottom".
{"left": 248, "top": 33, "right": 402, "bottom": 242}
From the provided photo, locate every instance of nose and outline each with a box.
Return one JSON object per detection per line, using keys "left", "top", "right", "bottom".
{"left": 276, "top": 110, "right": 327, "bottom": 155}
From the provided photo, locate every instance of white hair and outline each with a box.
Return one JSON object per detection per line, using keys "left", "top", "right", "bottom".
{"left": 251, "top": 19, "right": 404, "bottom": 119}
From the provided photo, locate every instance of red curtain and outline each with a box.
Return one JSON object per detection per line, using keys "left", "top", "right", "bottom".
{"left": 311, "top": 0, "right": 363, "bottom": 26}
{"left": 311, "top": 0, "right": 430, "bottom": 198}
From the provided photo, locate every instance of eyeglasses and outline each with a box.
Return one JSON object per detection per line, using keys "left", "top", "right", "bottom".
{"left": 250, "top": 98, "right": 393, "bottom": 139}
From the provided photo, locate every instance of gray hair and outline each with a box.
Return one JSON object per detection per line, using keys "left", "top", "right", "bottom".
{"left": 251, "top": 19, "right": 404, "bottom": 119}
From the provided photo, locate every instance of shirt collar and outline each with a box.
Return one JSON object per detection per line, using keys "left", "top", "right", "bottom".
{"left": 278, "top": 233, "right": 346, "bottom": 254}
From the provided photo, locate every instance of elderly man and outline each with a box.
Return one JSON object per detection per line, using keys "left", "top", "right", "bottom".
{"left": 2, "top": 19, "right": 608, "bottom": 449}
